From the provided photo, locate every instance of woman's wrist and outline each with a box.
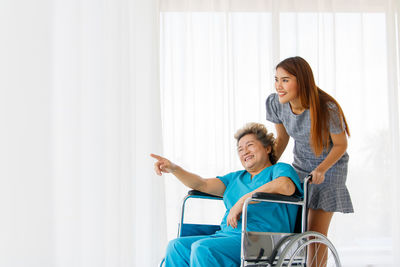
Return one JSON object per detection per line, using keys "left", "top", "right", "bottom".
{"left": 314, "top": 166, "right": 326, "bottom": 173}
{"left": 170, "top": 163, "right": 179, "bottom": 173}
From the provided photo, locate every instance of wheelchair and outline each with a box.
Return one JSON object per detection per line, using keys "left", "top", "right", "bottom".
{"left": 161, "top": 176, "right": 341, "bottom": 266}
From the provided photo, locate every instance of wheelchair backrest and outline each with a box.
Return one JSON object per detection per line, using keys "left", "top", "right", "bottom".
{"left": 293, "top": 205, "right": 304, "bottom": 233}
{"left": 294, "top": 177, "right": 311, "bottom": 233}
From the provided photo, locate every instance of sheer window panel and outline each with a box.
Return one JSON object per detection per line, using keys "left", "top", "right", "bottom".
{"left": 279, "top": 11, "right": 392, "bottom": 264}
{"left": 161, "top": 12, "right": 275, "bottom": 240}
{"left": 160, "top": 2, "right": 400, "bottom": 265}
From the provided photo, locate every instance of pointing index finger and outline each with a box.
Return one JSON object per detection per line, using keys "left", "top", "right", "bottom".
{"left": 150, "top": 153, "right": 163, "bottom": 160}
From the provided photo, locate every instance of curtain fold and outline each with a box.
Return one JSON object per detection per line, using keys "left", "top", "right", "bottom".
{"left": 0, "top": 0, "right": 166, "bottom": 266}
{"left": 53, "top": 0, "right": 166, "bottom": 266}
{"left": 0, "top": 1, "right": 54, "bottom": 266}
{"left": 387, "top": 0, "right": 400, "bottom": 262}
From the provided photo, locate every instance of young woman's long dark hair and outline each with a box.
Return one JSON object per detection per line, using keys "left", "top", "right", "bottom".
{"left": 276, "top": 57, "right": 350, "bottom": 156}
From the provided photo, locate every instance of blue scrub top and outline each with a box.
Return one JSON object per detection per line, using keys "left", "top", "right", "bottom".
{"left": 217, "top": 163, "right": 303, "bottom": 234}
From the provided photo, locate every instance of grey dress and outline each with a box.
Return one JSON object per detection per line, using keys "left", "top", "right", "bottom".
{"left": 266, "top": 93, "right": 353, "bottom": 213}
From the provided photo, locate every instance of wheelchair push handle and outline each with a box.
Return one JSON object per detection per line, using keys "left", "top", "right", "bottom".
{"left": 304, "top": 174, "right": 312, "bottom": 184}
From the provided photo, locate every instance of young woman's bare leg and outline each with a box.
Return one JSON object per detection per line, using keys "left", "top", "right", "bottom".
{"left": 307, "top": 209, "right": 334, "bottom": 267}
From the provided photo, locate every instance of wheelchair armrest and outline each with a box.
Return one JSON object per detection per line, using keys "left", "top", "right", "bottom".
{"left": 251, "top": 192, "right": 302, "bottom": 203}
{"left": 188, "top": 190, "right": 223, "bottom": 199}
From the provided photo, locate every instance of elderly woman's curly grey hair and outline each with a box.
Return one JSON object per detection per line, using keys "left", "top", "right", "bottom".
{"left": 234, "top": 122, "right": 277, "bottom": 165}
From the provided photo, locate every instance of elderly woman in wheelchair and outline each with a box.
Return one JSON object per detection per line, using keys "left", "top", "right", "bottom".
{"left": 151, "top": 123, "right": 341, "bottom": 267}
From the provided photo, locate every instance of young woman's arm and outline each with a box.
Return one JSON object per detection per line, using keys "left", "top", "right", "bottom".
{"left": 274, "top": 123, "right": 290, "bottom": 161}
{"left": 311, "top": 131, "right": 347, "bottom": 184}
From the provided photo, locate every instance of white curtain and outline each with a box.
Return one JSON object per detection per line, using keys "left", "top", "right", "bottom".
{"left": 160, "top": 0, "right": 400, "bottom": 266}
{"left": 0, "top": 0, "right": 166, "bottom": 267}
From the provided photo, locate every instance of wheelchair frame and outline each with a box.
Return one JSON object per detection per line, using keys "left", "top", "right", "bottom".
{"left": 164, "top": 175, "right": 342, "bottom": 267}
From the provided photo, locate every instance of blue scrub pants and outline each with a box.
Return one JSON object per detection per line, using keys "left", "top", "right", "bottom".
{"left": 165, "top": 232, "right": 241, "bottom": 267}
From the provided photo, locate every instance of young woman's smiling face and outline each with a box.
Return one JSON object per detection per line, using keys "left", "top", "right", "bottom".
{"left": 275, "top": 67, "right": 299, "bottom": 104}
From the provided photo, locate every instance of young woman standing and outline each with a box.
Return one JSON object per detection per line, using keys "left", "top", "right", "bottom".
{"left": 266, "top": 56, "right": 353, "bottom": 264}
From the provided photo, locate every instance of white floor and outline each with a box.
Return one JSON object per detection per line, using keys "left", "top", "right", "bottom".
{"left": 338, "top": 246, "right": 393, "bottom": 266}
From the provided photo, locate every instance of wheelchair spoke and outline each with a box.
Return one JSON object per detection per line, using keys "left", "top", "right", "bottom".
{"left": 309, "top": 242, "right": 319, "bottom": 266}
{"left": 275, "top": 232, "right": 341, "bottom": 267}
{"left": 309, "top": 242, "right": 330, "bottom": 267}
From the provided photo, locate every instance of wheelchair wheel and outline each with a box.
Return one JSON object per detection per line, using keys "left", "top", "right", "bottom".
{"left": 275, "top": 231, "right": 341, "bottom": 267}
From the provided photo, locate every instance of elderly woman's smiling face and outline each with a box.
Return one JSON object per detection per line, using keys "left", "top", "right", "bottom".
{"left": 237, "top": 134, "right": 272, "bottom": 174}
